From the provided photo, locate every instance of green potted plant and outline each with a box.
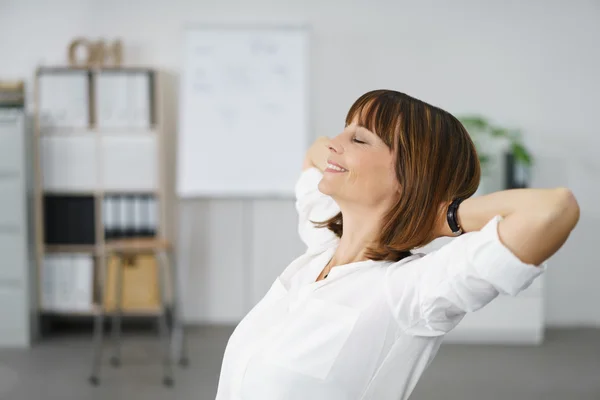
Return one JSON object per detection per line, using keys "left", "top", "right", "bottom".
{"left": 458, "top": 115, "right": 534, "bottom": 191}
{"left": 458, "top": 115, "right": 533, "bottom": 173}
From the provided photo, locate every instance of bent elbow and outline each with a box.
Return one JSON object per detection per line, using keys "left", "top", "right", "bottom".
{"left": 551, "top": 188, "right": 580, "bottom": 230}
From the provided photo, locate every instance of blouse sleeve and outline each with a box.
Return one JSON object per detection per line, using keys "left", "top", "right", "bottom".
{"left": 384, "top": 215, "right": 547, "bottom": 337}
{"left": 295, "top": 167, "right": 340, "bottom": 253}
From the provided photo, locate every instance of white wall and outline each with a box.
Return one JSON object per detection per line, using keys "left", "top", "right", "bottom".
{"left": 1, "top": 0, "right": 598, "bottom": 327}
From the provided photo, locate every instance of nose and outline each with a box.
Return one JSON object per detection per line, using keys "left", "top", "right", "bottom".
{"left": 328, "top": 135, "right": 344, "bottom": 154}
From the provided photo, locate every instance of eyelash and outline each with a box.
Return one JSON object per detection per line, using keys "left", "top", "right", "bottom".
{"left": 352, "top": 137, "right": 366, "bottom": 144}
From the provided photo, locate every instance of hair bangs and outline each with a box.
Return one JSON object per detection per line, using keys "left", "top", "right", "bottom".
{"left": 345, "top": 90, "right": 404, "bottom": 150}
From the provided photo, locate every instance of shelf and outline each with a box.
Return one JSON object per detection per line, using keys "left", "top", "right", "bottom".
{"left": 36, "top": 65, "right": 155, "bottom": 75}
{"left": 44, "top": 244, "right": 99, "bottom": 254}
{"left": 37, "top": 66, "right": 93, "bottom": 74}
{"left": 38, "top": 66, "right": 155, "bottom": 74}
{"left": 38, "top": 127, "right": 158, "bottom": 136}
{"left": 97, "top": 127, "right": 158, "bottom": 135}
{"left": 40, "top": 306, "right": 162, "bottom": 317}
{"left": 38, "top": 127, "right": 95, "bottom": 136}
{"left": 42, "top": 189, "right": 159, "bottom": 196}
{"left": 101, "top": 308, "right": 162, "bottom": 317}
{"left": 39, "top": 309, "right": 95, "bottom": 316}
{"left": 101, "top": 188, "right": 160, "bottom": 195}
{"left": 42, "top": 190, "right": 99, "bottom": 196}
{"left": 43, "top": 188, "right": 159, "bottom": 197}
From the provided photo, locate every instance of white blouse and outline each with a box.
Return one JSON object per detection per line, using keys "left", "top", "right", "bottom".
{"left": 215, "top": 168, "right": 546, "bottom": 400}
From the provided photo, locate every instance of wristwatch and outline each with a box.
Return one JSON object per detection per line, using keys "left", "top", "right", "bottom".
{"left": 447, "top": 198, "right": 464, "bottom": 236}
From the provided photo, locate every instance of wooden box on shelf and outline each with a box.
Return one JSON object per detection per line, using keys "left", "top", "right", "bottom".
{"left": 103, "top": 254, "right": 160, "bottom": 313}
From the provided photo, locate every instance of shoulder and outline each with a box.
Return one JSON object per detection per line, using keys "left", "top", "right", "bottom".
{"left": 386, "top": 252, "right": 427, "bottom": 273}
{"left": 390, "top": 215, "right": 506, "bottom": 269}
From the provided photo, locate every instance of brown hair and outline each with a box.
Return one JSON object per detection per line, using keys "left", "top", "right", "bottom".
{"left": 316, "top": 89, "right": 481, "bottom": 262}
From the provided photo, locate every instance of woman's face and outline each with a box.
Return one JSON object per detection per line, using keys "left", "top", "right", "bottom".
{"left": 318, "top": 121, "right": 399, "bottom": 208}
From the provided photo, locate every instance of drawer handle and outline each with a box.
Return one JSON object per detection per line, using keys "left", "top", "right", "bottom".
{"left": 0, "top": 171, "right": 19, "bottom": 179}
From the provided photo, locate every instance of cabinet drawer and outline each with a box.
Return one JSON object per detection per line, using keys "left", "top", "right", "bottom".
{"left": 0, "top": 232, "right": 26, "bottom": 281}
{"left": 0, "top": 123, "right": 23, "bottom": 172}
{"left": 0, "top": 287, "right": 28, "bottom": 347}
{"left": 0, "top": 179, "right": 24, "bottom": 228}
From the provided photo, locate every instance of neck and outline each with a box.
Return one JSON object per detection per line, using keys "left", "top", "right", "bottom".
{"left": 328, "top": 202, "right": 386, "bottom": 267}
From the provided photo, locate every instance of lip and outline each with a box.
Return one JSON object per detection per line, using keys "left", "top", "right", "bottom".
{"left": 325, "top": 159, "right": 348, "bottom": 173}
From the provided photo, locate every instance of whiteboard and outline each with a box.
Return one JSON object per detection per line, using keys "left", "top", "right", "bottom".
{"left": 177, "top": 25, "right": 310, "bottom": 198}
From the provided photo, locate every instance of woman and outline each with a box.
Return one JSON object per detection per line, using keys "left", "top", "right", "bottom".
{"left": 215, "top": 90, "right": 580, "bottom": 400}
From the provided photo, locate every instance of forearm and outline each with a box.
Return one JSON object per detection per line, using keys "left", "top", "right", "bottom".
{"left": 443, "top": 188, "right": 580, "bottom": 265}
{"left": 456, "top": 188, "right": 568, "bottom": 233}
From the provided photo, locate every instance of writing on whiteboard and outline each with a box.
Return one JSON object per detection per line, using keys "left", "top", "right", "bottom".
{"left": 177, "top": 27, "right": 309, "bottom": 197}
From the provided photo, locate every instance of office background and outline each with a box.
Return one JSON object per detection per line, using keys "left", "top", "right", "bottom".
{"left": 2, "top": 0, "right": 596, "bottom": 327}
{"left": 0, "top": 0, "right": 598, "bottom": 399}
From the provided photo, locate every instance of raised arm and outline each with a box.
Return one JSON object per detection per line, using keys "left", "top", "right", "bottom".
{"left": 302, "top": 136, "right": 330, "bottom": 172}
{"left": 386, "top": 188, "right": 579, "bottom": 337}
{"left": 296, "top": 137, "right": 339, "bottom": 252}
{"left": 438, "top": 187, "right": 580, "bottom": 265}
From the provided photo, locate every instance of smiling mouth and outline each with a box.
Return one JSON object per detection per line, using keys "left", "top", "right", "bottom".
{"left": 325, "top": 161, "right": 347, "bottom": 173}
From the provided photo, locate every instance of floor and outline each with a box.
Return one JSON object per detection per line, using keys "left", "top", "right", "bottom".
{"left": 0, "top": 326, "right": 599, "bottom": 400}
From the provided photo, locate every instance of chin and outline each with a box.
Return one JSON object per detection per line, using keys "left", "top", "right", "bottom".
{"left": 317, "top": 179, "right": 332, "bottom": 195}
{"left": 319, "top": 176, "right": 341, "bottom": 195}
{"left": 319, "top": 180, "right": 350, "bottom": 206}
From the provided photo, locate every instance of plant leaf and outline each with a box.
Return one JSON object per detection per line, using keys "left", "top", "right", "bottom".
{"left": 490, "top": 126, "right": 507, "bottom": 137}
{"left": 459, "top": 115, "right": 489, "bottom": 131}
{"left": 509, "top": 129, "right": 522, "bottom": 140}
{"left": 511, "top": 142, "right": 532, "bottom": 165}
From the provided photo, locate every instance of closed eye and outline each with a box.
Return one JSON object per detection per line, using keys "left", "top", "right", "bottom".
{"left": 353, "top": 138, "right": 366, "bottom": 144}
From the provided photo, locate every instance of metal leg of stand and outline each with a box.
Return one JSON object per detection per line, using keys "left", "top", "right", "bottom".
{"left": 161, "top": 250, "right": 189, "bottom": 367}
{"left": 156, "top": 251, "right": 174, "bottom": 387}
{"left": 89, "top": 255, "right": 108, "bottom": 385}
{"left": 110, "top": 255, "right": 124, "bottom": 367}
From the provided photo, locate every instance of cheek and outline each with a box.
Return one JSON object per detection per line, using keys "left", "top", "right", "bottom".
{"left": 346, "top": 150, "right": 398, "bottom": 193}
{"left": 378, "top": 163, "right": 399, "bottom": 193}
{"left": 358, "top": 159, "right": 397, "bottom": 191}
{"left": 386, "top": 161, "right": 399, "bottom": 190}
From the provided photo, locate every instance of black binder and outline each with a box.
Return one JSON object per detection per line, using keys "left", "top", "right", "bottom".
{"left": 44, "top": 195, "right": 95, "bottom": 245}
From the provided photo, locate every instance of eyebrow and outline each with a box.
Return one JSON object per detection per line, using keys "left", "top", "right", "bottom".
{"left": 355, "top": 125, "right": 376, "bottom": 137}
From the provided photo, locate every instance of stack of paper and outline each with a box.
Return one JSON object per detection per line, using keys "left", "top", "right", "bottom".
{"left": 96, "top": 71, "right": 152, "bottom": 129}
{"left": 41, "top": 253, "right": 94, "bottom": 312}
{"left": 38, "top": 72, "right": 90, "bottom": 129}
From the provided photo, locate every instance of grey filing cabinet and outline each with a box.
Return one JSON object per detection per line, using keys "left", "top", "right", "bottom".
{"left": 0, "top": 109, "right": 37, "bottom": 347}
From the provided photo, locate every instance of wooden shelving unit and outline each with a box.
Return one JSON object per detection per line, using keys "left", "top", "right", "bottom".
{"left": 32, "top": 66, "right": 167, "bottom": 319}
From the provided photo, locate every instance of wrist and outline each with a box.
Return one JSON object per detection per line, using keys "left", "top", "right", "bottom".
{"left": 454, "top": 196, "right": 485, "bottom": 234}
